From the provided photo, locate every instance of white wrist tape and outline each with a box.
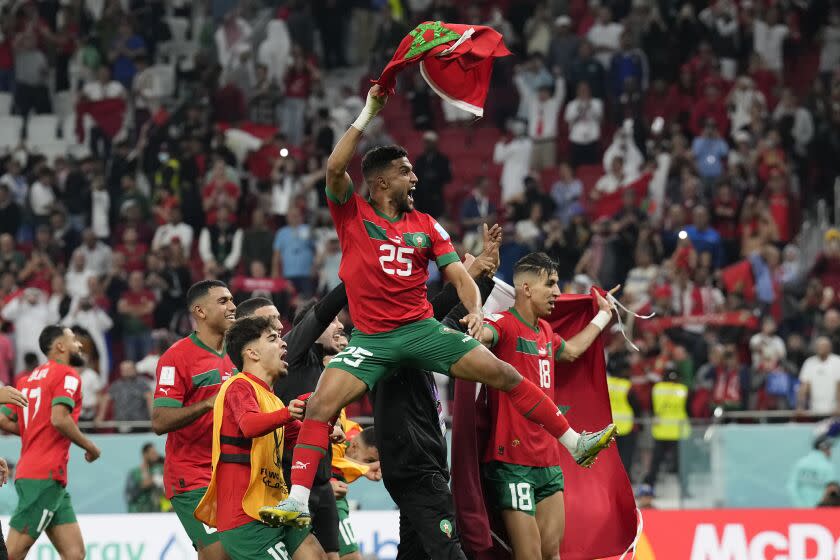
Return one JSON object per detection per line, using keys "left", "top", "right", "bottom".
{"left": 351, "top": 98, "right": 379, "bottom": 132}
{"left": 590, "top": 310, "right": 612, "bottom": 331}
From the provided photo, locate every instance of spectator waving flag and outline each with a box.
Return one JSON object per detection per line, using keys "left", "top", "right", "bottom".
{"left": 453, "top": 285, "right": 638, "bottom": 559}
{"left": 374, "top": 21, "right": 511, "bottom": 117}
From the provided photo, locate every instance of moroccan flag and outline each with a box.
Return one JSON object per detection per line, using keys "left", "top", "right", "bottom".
{"left": 720, "top": 259, "right": 756, "bottom": 302}
{"left": 588, "top": 173, "right": 652, "bottom": 219}
{"left": 452, "top": 286, "right": 638, "bottom": 559}
{"left": 75, "top": 97, "right": 127, "bottom": 141}
{"left": 374, "top": 21, "right": 511, "bottom": 117}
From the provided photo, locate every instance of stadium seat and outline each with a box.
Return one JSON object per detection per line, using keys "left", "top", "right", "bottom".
{"left": 26, "top": 114, "right": 60, "bottom": 145}
{"left": 0, "top": 93, "right": 11, "bottom": 115}
{"left": 53, "top": 91, "right": 76, "bottom": 121}
{"left": 150, "top": 64, "right": 177, "bottom": 100}
{"left": 0, "top": 115, "right": 23, "bottom": 150}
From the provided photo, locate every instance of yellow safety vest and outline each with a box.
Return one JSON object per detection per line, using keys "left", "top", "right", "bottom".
{"left": 650, "top": 381, "right": 690, "bottom": 441}
{"left": 195, "top": 373, "right": 288, "bottom": 527}
{"left": 607, "top": 376, "right": 634, "bottom": 436}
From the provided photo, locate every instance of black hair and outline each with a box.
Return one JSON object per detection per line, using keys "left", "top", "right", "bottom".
{"left": 142, "top": 442, "right": 155, "bottom": 454}
{"left": 293, "top": 300, "right": 317, "bottom": 326}
{"left": 224, "top": 316, "right": 273, "bottom": 371}
{"left": 235, "top": 297, "right": 274, "bottom": 319}
{"left": 39, "top": 325, "right": 67, "bottom": 355}
{"left": 361, "top": 145, "right": 408, "bottom": 180}
{"left": 358, "top": 426, "right": 377, "bottom": 449}
{"left": 186, "top": 280, "right": 228, "bottom": 308}
{"left": 513, "top": 252, "right": 558, "bottom": 281}
{"left": 23, "top": 352, "right": 39, "bottom": 368}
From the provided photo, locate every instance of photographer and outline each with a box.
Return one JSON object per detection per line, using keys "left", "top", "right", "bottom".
{"left": 125, "top": 443, "right": 166, "bottom": 513}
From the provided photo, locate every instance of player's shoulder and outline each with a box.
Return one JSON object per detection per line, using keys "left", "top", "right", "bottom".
{"left": 159, "top": 335, "right": 195, "bottom": 362}
{"left": 485, "top": 310, "right": 514, "bottom": 326}
{"left": 537, "top": 318, "right": 554, "bottom": 334}
{"left": 54, "top": 362, "right": 80, "bottom": 379}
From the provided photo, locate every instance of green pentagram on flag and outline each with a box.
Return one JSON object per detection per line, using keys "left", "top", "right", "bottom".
{"left": 404, "top": 21, "right": 461, "bottom": 60}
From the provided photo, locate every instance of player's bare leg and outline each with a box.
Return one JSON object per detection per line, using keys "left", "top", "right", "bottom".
{"left": 292, "top": 533, "right": 328, "bottom": 559}
{"left": 340, "top": 552, "right": 362, "bottom": 560}
{"left": 198, "top": 541, "right": 229, "bottom": 560}
{"left": 6, "top": 528, "right": 36, "bottom": 560}
{"left": 44, "top": 523, "right": 85, "bottom": 560}
{"left": 535, "top": 492, "right": 564, "bottom": 560}
{"left": 500, "top": 510, "right": 541, "bottom": 560}
{"left": 450, "top": 345, "right": 616, "bottom": 466}
{"left": 260, "top": 368, "right": 367, "bottom": 527}
{"left": 328, "top": 552, "right": 341, "bottom": 560}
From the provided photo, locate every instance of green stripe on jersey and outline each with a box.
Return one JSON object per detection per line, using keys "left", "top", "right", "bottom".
{"left": 192, "top": 369, "right": 222, "bottom": 388}
{"left": 402, "top": 232, "right": 431, "bottom": 248}
{"left": 52, "top": 396, "right": 75, "bottom": 409}
{"left": 153, "top": 397, "right": 183, "bottom": 408}
{"left": 516, "top": 337, "right": 539, "bottom": 356}
{"left": 363, "top": 220, "right": 389, "bottom": 241}
{"left": 1, "top": 405, "right": 16, "bottom": 421}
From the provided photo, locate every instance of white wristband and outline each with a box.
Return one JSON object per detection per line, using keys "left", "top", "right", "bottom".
{"left": 590, "top": 310, "right": 611, "bottom": 331}
{"left": 351, "top": 95, "right": 381, "bottom": 132}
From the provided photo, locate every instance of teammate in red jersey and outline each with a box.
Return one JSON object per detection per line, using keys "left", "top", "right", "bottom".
{"left": 0, "top": 325, "right": 101, "bottom": 560}
{"left": 479, "top": 253, "right": 618, "bottom": 559}
{"left": 152, "top": 280, "right": 237, "bottom": 559}
{"left": 261, "top": 86, "right": 615, "bottom": 527}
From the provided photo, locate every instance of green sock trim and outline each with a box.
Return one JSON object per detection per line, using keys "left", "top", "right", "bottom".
{"left": 295, "top": 443, "right": 327, "bottom": 456}
{"left": 523, "top": 396, "right": 547, "bottom": 418}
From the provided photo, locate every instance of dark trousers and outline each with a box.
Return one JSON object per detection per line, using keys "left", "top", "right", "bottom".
{"left": 309, "top": 481, "right": 339, "bottom": 554}
{"left": 617, "top": 431, "right": 638, "bottom": 482}
{"left": 13, "top": 83, "right": 51, "bottom": 116}
{"left": 388, "top": 474, "right": 468, "bottom": 560}
{"left": 569, "top": 141, "right": 601, "bottom": 168}
{"left": 643, "top": 439, "right": 679, "bottom": 488}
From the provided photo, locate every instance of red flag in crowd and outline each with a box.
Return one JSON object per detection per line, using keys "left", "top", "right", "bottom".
{"left": 452, "top": 289, "right": 638, "bottom": 559}
{"left": 75, "top": 97, "right": 127, "bottom": 142}
{"left": 374, "top": 21, "right": 510, "bottom": 117}
{"left": 588, "top": 173, "right": 653, "bottom": 219}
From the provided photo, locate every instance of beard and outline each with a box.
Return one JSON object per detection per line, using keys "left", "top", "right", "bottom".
{"left": 69, "top": 352, "right": 86, "bottom": 367}
{"left": 395, "top": 190, "right": 413, "bottom": 213}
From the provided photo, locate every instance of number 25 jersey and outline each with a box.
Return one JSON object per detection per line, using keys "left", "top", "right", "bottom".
{"left": 327, "top": 190, "right": 459, "bottom": 334}
{"left": 483, "top": 310, "right": 566, "bottom": 467}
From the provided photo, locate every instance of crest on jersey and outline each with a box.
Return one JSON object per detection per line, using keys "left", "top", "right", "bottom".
{"left": 439, "top": 519, "right": 453, "bottom": 538}
{"left": 64, "top": 376, "right": 79, "bottom": 395}
{"left": 160, "top": 366, "right": 176, "bottom": 386}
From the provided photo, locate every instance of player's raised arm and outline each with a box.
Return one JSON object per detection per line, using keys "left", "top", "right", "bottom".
{"left": 326, "top": 85, "right": 388, "bottom": 203}
{"left": 556, "top": 286, "right": 619, "bottom": 362}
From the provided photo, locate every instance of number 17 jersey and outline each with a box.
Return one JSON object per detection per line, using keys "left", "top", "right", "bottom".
{"left": 327, "top": 190, "right": 459, "bottom": 334}
{"left": 483, "top": 309, "right": 566, "bottom": 467}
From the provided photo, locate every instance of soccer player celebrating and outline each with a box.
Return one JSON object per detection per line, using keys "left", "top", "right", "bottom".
{"left": 478, "top": 252, "right": 618, "bottom": 559}
{"left": 0, "top": 325, "right": 101, "bottom": 560}
{"left": 152, "top": 280, "right": 237, "bottom": 559}
{"left": 261, "top": 85, "right": 615, "bottom": 527}
{"left": 194, "top": 316, "right": 326, "bottom": 560}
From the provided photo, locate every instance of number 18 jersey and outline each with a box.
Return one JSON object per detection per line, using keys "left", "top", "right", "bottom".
{"left": 327, "top": 190, "right": 459, "bottom": 334}
{"left": 483, "top": 310, "right": 566, "bottom": 467}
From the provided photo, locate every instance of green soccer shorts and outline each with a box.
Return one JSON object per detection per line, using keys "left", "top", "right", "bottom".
{"left": 335, "top": 496, "right": 359, "bottom": 556}
{"left": 171, "top": 487, "right": 220, "bottom": 550}
{"left": 482, "top": 461, "right": 565, "bottom": 517}
{"left": 219, "top": 520, "right": 310, "bottom": 560}
{"left": 328, "top": 318, "right": 481, "bottom": 390}
{"left": 10, "top": 479, "right": 78, "bottom": 539}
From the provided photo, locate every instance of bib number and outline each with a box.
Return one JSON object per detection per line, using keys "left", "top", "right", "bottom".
{"left": 379, "top": 244, "right": 414, "bottom": 277}
{"left": 538, "top": 359, "right": 551, "bottom": 389}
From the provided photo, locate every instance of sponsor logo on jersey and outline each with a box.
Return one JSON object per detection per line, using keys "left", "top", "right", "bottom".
{"left": 292, "top": 461, "right": 310, "bottom": 470}
{"left": 538, "top": 347, "right": 547, "bottom": 356}
{"left": 159, "top": 388, "right": 170, "bottom": 395}
{"left": 159, "top": 366, "right": 176, "bottom": 386}
{"left": 64, "top": 375, "right": 79, "bottom": 395}
{"left": 389, "top": 236, "right": 402, "bottom": 245}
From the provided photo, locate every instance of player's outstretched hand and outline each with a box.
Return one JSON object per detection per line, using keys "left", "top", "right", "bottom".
{"left": 363, "top": 461, "right": 382, "bottom": 481}
{"left": 330, "top": 479, "right": 348, "bottom": 499}
{"left": 85, "top": 444, "right": 101, "bottom": 463}
{"left": 288, "top": 399, "right": 305, "bottom": 421}
{"left": 0, "top": 386, "right": 28, "bottom": 408}
{"left": 595, "top": 285, "right": 621, "bottom": 312}
{"left": 330, "top": 423, "right": 346, "bottom": 444}
{"left": 0, "top": 457, "right": 8, "bottom": 486}
{"left": 367, "top": 84, "right": 388, "bottom": 115}
{"left": 461, "top": 312, "right": 484, "bottom": 339}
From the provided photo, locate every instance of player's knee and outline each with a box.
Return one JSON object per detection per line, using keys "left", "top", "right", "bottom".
{"left": 59, "top": 547, "right": 85, "bottom": 560}
{"left": 8, "top": 542, "right": 31, "bottom": 560}
{"left": 304, "top": 393, "right": 335, "bottom": 422}
{"left": 541, "top": 551, "right": 561, "bottom": 560}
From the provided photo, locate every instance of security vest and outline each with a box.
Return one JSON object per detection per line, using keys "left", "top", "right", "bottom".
{"left": 195, "top": 373, "right": 288, "bottom": 527}
{"left": 650, "top": 381, "right": 690, "bottom": 441}
{"left": 607, "top": 376, "right": 634, "bottom": 436}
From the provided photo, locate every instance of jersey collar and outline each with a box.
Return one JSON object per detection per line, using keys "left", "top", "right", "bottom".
{"left": 368, "top": 199, "right": 403, "bottom": 223}
{"left": 189, "top": 332, "right": 226, "bottom": 358}
{"left": 509, "top": 307, "right": 540, "bottom": 334}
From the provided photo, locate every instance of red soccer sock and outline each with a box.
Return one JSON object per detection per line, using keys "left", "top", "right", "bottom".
{"left": 506, "top": 378, "right": 571, "bottom": 438}
{"left": 289, "top": 419, "right": 331, "bottom": 489}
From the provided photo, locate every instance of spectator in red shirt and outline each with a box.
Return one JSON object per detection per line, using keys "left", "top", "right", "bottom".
{"left": 115, "top": 227, "right": 148, "bottom": 273}
{"left": 644, "top": 78, "right": 678, "bottom": 129}
{"left": 667, "top": 65, "right": 696, "bottom": 132}
{"left": 747, "top": 52, "right": 778, "bottom": 108}
{"left": 766, "top": 169, "right": 791, "bottom": 243}
{"left": 690, "top": 81, "right": 729, "bottom": 137}
{"left": 117, "top": 270, "right": 157, "bottom": 362}
{"left": 202, "top": 158, "right": 241, "bottom": 225}
{"left": 280, "top": 50, "right": 318, "bottom": 146}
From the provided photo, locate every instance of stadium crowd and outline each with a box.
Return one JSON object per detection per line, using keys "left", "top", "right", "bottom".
{"left": 0, "top": 0, "right": 838, "bottom": 492}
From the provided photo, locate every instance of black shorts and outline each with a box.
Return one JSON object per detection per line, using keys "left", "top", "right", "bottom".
{"left": 0, "top": 521, "right": 7, "bottom": 560}
{"left": 309, "top": 480, "right": 339, "bottom": 554}
{"left": 389, "top": 474, "right": 467, "bottom": 560}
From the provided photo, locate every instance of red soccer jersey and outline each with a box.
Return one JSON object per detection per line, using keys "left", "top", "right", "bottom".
{"left": 483, "top": 310, "right": 566, "bottom": 467}
{"left": 153, "top": 334, "right": 237, "bottom": 499}
{"left": 1, "top": 360, "right": 81, "bottom": 485}
{"left": 327, "top": 191, "right": 459, "bottom": 334}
